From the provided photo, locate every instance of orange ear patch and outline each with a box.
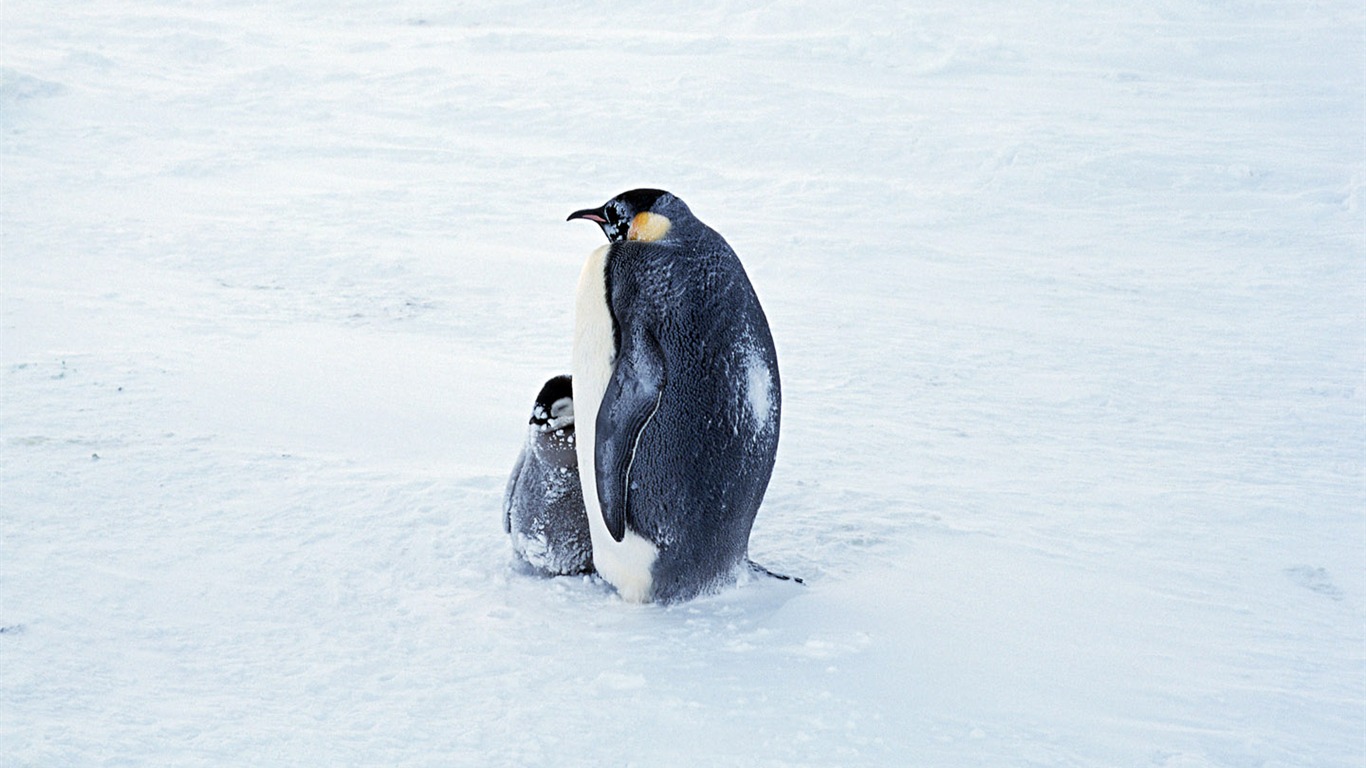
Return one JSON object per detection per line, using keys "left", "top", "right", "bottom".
{"left": 626, "top": 212, "right": 672, "bottom": 242}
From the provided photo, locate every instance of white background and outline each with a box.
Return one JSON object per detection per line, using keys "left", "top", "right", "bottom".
{"left": 3, "top": 2, "right": 1362, "bottom": 765}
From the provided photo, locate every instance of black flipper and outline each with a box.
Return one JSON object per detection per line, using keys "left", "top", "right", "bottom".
{"left": 502, "top": 446, "right": 526, "bottom": 535}
{"left": 594, "top": 331, "right": 665, "bottom": 542}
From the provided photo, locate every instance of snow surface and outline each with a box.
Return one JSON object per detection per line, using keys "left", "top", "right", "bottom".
{"left": 3, "top": 1, "right": 1363, "bottom": 765}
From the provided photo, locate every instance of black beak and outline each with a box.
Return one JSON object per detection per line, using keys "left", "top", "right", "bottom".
{"left": 567, "top": 206, "right": 607, "bottom": 223}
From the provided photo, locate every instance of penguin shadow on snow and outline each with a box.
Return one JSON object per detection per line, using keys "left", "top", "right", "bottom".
{"left": 501, "top": 189, "right": 803, "bottom": 604}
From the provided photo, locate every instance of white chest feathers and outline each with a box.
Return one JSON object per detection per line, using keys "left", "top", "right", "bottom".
{"left": 572, "top": 244, "right": 659, "bottom": 603}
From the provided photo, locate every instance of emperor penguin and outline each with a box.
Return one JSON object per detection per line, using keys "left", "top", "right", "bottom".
{"left": 503, "top": 374, "right": 593, "bottom": 576}
{"left": 568, "top": 189, "right": 783, "bottom": 603}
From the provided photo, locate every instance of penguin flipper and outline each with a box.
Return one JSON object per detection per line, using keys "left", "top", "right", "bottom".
{"left": 595, "top": 333, "right": 666, "bottom": 542}
{"left": 503, "top": 445, "right": 527, "bottom": 534}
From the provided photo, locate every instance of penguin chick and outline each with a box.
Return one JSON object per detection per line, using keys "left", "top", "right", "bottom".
{"left": 503, "top": 374, "right": 593, "bottom": 576}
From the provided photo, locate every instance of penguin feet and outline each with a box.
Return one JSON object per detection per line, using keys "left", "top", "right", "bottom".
{"left": 746, "top": 559, "right": 804, "bottom": 585}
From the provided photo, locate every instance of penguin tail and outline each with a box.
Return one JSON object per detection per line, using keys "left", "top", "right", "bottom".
{"left": 747, "top": 559, "right": 805, "bottom": 585}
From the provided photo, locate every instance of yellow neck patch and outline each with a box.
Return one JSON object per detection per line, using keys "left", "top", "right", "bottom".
{"left": 627, "top": 212, "right": 672, "bottom": 242}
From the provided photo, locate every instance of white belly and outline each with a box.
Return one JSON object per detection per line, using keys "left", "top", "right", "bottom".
{"left": 572, "top": 244, "right": 659, "bottom": 603}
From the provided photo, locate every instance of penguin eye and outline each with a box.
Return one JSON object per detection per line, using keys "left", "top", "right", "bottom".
{"left": 604, "top": 202, "right": 633, "bottom": 242}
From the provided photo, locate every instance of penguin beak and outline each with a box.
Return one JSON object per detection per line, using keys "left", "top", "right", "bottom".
{"left": 569, "top": 203, "right": 627, "bottom": 243}
{"left": 566, "top": 207, "right": 607, "bottom": 224}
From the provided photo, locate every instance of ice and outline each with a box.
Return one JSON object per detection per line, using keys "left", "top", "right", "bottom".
{"left": 2, "top": 1, "right": 1362, "bottom": 766}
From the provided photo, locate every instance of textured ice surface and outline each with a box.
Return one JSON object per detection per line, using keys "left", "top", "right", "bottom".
{"left": 2, "top": 1, "right": 1362, "bottom": 765}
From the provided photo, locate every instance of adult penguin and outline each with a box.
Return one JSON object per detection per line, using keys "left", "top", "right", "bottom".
{"left": 568, "top": 189, "right": 784, "bottom": 603}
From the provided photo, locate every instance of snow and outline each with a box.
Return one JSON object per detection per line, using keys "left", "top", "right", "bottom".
{"left": 745, "top": 346, "right": 775, "bottom": 433}
{"left": 2, "top": 1, "right": 1363, "bottom": 765}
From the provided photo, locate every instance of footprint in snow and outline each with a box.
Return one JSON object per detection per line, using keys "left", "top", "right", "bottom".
{"left": 1283, "top": 566, "right": 1344, "bottom": 601}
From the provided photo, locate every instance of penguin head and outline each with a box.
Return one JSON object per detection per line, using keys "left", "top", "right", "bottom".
{"left": 530, "top": 374, "right": 575, "bottom": 432}
{"left": 567, "top": 188, "right": 687, "bottom": 244}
